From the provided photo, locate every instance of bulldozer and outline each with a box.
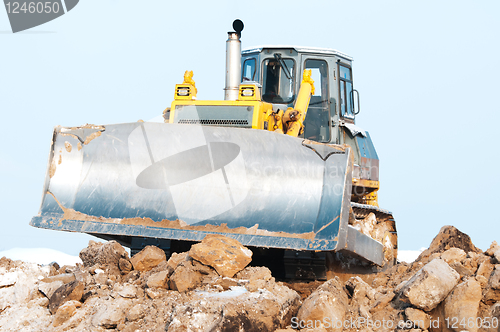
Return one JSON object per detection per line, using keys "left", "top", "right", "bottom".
{"left": 31, "top": 20, "right": 397, "bottom": 280}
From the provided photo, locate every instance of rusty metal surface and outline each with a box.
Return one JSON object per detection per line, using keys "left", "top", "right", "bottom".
{"left": 30, "top": 215, "right": 321, "bottom": 250}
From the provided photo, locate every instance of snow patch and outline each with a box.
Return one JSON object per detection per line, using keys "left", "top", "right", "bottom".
{"left": 0, "top": 248, "right": 82, "bottom": 266}
{"left": 196, "top": 286, "right": 248, "bottom": 298}
{"left": 398, "top": 248, "right": 426, "bottom": 263}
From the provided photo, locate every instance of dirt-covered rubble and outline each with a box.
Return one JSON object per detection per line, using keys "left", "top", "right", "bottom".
{"left": 2, "top": 227, "right": 500, "bottom": 331}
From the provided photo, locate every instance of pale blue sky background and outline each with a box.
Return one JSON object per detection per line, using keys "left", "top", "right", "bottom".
{"left": 1, "top": 0, "right": 499, "bottom": 255}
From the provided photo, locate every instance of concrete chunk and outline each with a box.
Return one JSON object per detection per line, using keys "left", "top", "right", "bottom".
{"left": 440, "top": 248, "right": 466, "bottom": 264}
{"left": 405, "top": 308, "right": 430, "bottom": 330}
{"left": 146, "top": 270, "right": 169, "bottom": 289}
{"left": 297, "top": 277, "right": 348, "bottom": 332}
{"left": 188, "top": 235, "right": 252, "bottom": 278}
{"left": 444, "top": 278, "right": 482, "bottom": 332}
{"left": 38, "top": 280, "right": 64, "bottom": 299}
{"left": 130, "top": 246, "right": 166, "bottom": 272}
{"left": 48, "top": 280, "right": 85, "bottom": 314}
{"left": 400, "top": 258, "right": 460, "bottom": 311}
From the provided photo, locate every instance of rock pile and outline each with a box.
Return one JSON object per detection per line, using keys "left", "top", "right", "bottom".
{"left": 1, "top": 226, "right": 500, "bottom": 331}
{"left": 0, "top": 234, "right": 298, "bottom": 331}
{"left": 284, "top": 225, "right": 500, "bottom": 332}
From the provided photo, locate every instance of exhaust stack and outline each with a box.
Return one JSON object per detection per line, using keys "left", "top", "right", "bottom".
{"left": 224, "top": 20, "right": 244, "bottom": 101}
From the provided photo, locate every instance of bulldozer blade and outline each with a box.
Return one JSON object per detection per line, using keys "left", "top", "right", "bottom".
{"left": 30, "top": 122, "right": 383, "bottom": 265}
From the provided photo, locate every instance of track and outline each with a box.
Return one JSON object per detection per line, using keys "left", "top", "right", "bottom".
{"left": 351, "top": 202, "right": 398, "bottom": 264}
{"left": 129, "top": 202, "right": 398, "bottom": 282}
{"left": 351, "top": 202, "right": 394, "bottom": 221}
{"left": 282, "top": 202, "right": 398, "bottom": 281}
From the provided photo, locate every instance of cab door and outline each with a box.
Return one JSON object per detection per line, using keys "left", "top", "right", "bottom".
{"left": 338, "top": 63, "right": 355, "bottom": 119}
{"left": 302, "top": 58, "right": 330, "bottom": 143}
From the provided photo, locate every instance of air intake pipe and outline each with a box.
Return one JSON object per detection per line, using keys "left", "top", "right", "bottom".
{"left": 224, "top": 20, "right": 244, "bottom": 101}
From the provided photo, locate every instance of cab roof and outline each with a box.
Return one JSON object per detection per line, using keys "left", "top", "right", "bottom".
{"left": 242, "top": 45, "right": 353, "bottom": 61}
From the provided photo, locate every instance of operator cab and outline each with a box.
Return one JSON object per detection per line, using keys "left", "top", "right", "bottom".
{"left": 241, "top": 46, "right": 358, "bottom": 144}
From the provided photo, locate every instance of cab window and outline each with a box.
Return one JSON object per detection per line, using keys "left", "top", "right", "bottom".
{"left": 242, "top": 58, "right": 256, "bottom": 82}
{"left": 262, "top": 55, "right": 295, "bottom": 104}
{"left": 339, "top": 63, "right": 354, "bottom": 118}
{"left": 303, "top": 59, "right": 330, "bottom": 142}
